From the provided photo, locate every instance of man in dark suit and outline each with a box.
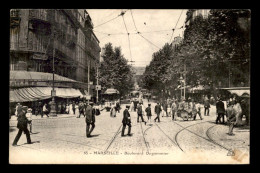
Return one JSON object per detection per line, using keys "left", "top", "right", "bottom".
{"left": 154, "top": 102, "right": 162, "bottom": 122}
{"left": 204, "top": 97, "right": 211, "bottom": 116}
{"left": 72, "top": 101, "right": 76, "bottom": 115}
{"left": 85, "top": 102, "right": 95, "bottom": 138}
{"left": 121, "top": 105, "right": 132, "bottom": 137}
{"left": 12, "top": 106, "right": 32, "bottom": 146}
{"left": 216, "top": 97, "right": 225, "bottom": 124}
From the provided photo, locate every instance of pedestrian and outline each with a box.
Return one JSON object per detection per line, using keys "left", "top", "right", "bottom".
{"left": 93, "top": 103, "right": 101, "bottom": 116}
{"left": 26, "top": 108, "right": 33, "bottom": 133}
{"left": 72, "top": 101, "right": 76, "bottom": 115}
{"left": 116, "top": 101, "right": 120, "bottom": 113}
{"left": 133, "top": 100, "right": 138, "bottom": 112}
{"left": 69, "top": 102, "right": 73, "bottom": 114}
{"left": 167, "top": 103, "right": 171, "bottom": 117}
{"left": 216, "top": 97, "right": 225, "bottom": 124}
{"left": 85, "top": 102, "right": 95, "bottom": 138}
{"left": 162, "top": 101, "right": 167, "bottom": 117}
{"left": 57, "top": 102, "right": 61, "bottom": 114}
{"left": 171, "top": 99, "right": 177, "bottom": 121}
{"left": 145, "top": 104, "right": 152, "bottom": 124}
{"left": 75, "top": 102, "right": 79, "bottom": 118}
{"left": 121, "top": 105, "right": 132, "bottom": 137}
{"left": 154, "top": 102, "right": 162, "bottom": 122}
{"left": 204, "top": 96, "right": 210, "bottom": 116}
{"left": 193, "top": 100, "right": 203, "bottom": 120}
{"left": 83, "top": 101, "right": 87, "bottom": 117}
{"left": 78, "top": 101, "right": 84, "bottom": 118}
{"left": 15, "top": 103, "right": 21, "bottom": 117}
{"left": 137, "top": 103, "right": 146, "bottom": 125}
{"left": 66, "top": 104, "right": 69, "bottom": 114}
{"left": 130, "top": 101, "right": 134, "bottom": 112}
{"left": 187, "top": 98, "right": 193, "bottom": 117}
{"left": 110, "top": 106, "right": 117, "bottom": 117}
{"left": 42, "top": 103, "right": 49, "bottom": 118}
{"left": 240, "top": 97, "right": 250, "bottom": 126}
{"left": 36, "top": 101, "right": 42, "bottom": 117}
{"left": 12, "top": 106, "right": 32, "bottom": 146}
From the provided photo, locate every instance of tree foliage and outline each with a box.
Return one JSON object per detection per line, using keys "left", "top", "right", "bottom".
{"left": 142, "top": 9, "right": 250, "bottom": 97}
{"left": 99, "top": 43, "right": 134, "bottom": 96}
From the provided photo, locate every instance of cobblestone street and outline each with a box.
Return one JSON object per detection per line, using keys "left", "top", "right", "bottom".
{"left": 9, "top": 99, "right": 249, "bottom": 164}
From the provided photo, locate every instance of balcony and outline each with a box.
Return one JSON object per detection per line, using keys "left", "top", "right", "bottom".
{"left": 10, "top": 9, "right": 20, "bottom": 18}
{"left": 10, "top": 10, "right": 20, "bottom": 28}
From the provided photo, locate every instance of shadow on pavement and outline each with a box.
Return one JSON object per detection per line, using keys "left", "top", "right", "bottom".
{"left": 21, "top": 141, "right": 40, "bottom": 145}
{"left": 30, "top": 132, "right": 40, "bottom": 135}
{"left": 91, "top": 134, "right": 100, "bottom": 137}
{"left": 9, "top": 127, "right": 17, "bottom": 133}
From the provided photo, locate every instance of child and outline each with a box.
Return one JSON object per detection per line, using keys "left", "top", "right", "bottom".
{"left": 26, "top": 108, "right": 33, "bottom": 133}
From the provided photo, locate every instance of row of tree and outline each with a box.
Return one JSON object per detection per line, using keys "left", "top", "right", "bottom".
{"left": 141, "top": 9, "right": 250, "bottom": 99}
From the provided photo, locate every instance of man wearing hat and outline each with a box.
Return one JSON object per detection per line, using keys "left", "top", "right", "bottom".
{"left": 171, "top": 99, "right": 177, "bottom": 121}
{"left": 216, "top": 97, "right": 225, "bottom": 124}
{"left": 121, "top": 105, "right": 132, "bottom": 137}
{"left": 204, "top": 96, "right": 211, "bottom": 116}
{"left": 12, "top": 106, "right": 32, "bottom": 146}
{"left": 85, "top": 102, "right": 95, "bottom": 138}
{"left": 145, "top": 104, "right": 152, "bottom": 124}
{"left": 154, "top": 102, "right": 162, "bottom": 122}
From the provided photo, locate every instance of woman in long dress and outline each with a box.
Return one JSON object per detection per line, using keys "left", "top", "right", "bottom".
{"left": 130, "top": 101, "right": 134, "bottom": 112}
{"left": 110, "top": 106, "right": 116, "bottom": 117}
{"left": 75, "top": 103, "right": 79, "bottom": 118}
{"left": 69, "top": 102, "right": 73, "bottom": 115}
{"left": 66, "top": 104, "right": 69, "bottom": 114}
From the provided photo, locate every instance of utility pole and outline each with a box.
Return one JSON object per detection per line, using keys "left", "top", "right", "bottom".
{"left": 49, "top": 22, "right": 57, "bottom": 117}
{"left": 88, "top": 59, "right": 90, "bottom": 105}
{"left": 184, "top": 63, "right": 186, "bottom": 100}
{"left": 96, "top": 65, "right": 99, "bottom": 103}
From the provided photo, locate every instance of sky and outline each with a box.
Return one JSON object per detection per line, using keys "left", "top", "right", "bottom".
{"left": 87, "top": 9, "right": 188, "bottom": 67}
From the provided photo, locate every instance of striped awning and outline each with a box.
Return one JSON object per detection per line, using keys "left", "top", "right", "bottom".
{"left": 10, "top": 87, "right": 84, "bottom": 103}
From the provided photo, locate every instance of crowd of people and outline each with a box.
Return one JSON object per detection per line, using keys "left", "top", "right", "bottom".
{"left": 11, "top": 93, "right": 249, "bottom": 146}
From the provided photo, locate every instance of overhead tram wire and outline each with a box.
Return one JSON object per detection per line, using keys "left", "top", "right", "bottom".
{"left": 130, "top": 10, "right": 138, "bottom": 32}
{"left": 130, "top": 9, "right": 160, "bottom": 50}
{"left": 169, "top": 9, "right": 184, "bottom": 43}
{"left": 121, "top": 10, "right": 133, "bottom": 64}
{"left": 94, "top": 10, "right": 129, "bottom": 29}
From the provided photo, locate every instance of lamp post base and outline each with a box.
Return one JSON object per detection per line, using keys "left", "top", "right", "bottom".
{"left": 49, "top": 100, "right": 57, "bottom": 117}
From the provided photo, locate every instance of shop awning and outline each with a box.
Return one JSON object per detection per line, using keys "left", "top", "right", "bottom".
{"left": 104, "top": 88, "right": 119, "bottom": 95}
{"left": 10, "top": 71, "right": 77, "bottom": 82}
{"left": 219, "top": 87, "right": 250, "bottom": 97}
{"left": 10, "top": 87, "right": 84, "bottom": 103}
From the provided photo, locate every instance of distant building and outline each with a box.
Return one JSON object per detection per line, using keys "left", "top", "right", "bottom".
{"left": 171, "top": 36, "right": 183, "bottom": 51}
{"left": 185, "top": 9, "right": 210, "bottom": 27}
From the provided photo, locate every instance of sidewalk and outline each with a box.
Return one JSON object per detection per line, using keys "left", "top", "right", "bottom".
{"left": 10, "top": 108, "right": 109, "bottom": 121}
{"left": 10, "top": 113, "right": 77, "bottom": 121}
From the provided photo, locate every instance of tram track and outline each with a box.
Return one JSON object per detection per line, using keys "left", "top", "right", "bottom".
{"left": 104, "top": 124, "right": 123, "bottom": 152}
{"left": 173, "top": 121, "right": 232, "bottom": 152}
{"left": 154, "top": 122, "right": 184, "bottom": 152}
{"left": 140, "top": 122, "right": 150, "bottom": 153}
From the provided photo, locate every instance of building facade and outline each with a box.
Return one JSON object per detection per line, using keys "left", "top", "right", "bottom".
{"left": 10, "top": 9, "right": 101, "bottom": 91}
{"left": 185, "top": 9, "right": 210, "bottom": 27}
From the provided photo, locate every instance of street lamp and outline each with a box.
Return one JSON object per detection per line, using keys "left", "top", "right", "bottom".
{"left": 49, "top": 25, "right": 57, "bottom": 117}
{"left": 179, "top": 76, "right": 185, "bottom": 99}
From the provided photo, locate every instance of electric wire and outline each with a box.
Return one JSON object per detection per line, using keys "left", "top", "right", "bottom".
{"left": 169, "top": 10, "right": 184, "bottom": 43}
{"left": 121, "top": 12, "right": 133, "bottom": 63}
{"left": 94, "top": 10, "right": 128, "bottom": 29}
